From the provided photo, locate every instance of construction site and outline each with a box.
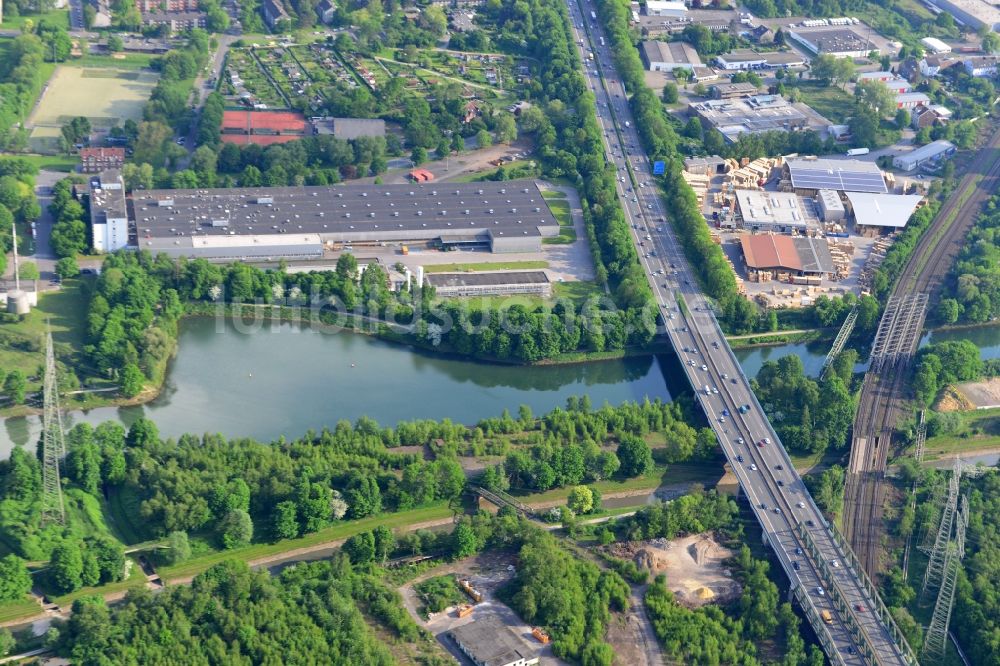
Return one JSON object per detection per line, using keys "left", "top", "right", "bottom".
{"left": 603, "top": 533, "right": 741, "bottom": 607}
{"left": 682, "top": 154, "right": 927, "bottom": 308}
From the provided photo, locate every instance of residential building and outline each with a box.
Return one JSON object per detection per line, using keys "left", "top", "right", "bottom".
{"left": 79, "top": 147, "right": 125, "bottom": 173}
{"left": 750, "top": 24, "right": 774, "bottom": 44}
{"left": 964, "top": 56, "right": 999, "bottom": 77}
{"left": 262, "top": 0, "right": 289, "bottom": 29}
{"left": 141, "top": 10, "right": 207, "bottom": 31}
{"left": 135, "top": 0, "right": 198, "bottom": 10}
{"left": 911, "top": 104, "right": 951, "bottom": 129}
{"left": 892, "top": 140, "right": 956, "bottom": 171}
{"left": 898, "top": 58, "right": 921, "bottom": 82}
{"left": 639, "top": 40, "right": 702, "bottom": 71}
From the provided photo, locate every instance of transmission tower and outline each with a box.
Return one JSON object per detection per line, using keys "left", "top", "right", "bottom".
{"left": 923, "top": 495, "right": 969, "bottom": 664}
{"left": 913, "top": 409, "right": 928, "bottom": 462}
{"left": 40, "top": 329, "right": 66, "bottom": 527}
{"left": 921, "top": 459, "right": 961, "bottom": 597}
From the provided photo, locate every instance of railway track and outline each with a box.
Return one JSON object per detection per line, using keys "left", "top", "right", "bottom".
{"left": 844, "top": 127, "right": 1000, "bottom": 577}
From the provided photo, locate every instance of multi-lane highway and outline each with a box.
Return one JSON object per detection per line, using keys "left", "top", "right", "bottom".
{"left": 566, "top": 1, "right": 917, "bottom": 663}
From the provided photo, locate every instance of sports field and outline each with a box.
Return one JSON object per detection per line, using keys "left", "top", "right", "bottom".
{"left": 28, "top": 66, "right": 159, "bottom": 152}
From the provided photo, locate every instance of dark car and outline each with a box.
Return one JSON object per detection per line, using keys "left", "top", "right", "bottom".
{"left": 793, "top": 561, "right": 800, "bottom": 571}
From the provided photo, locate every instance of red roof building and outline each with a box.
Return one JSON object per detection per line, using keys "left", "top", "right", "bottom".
{"left": 408, "top": 169, "right": 435, "bottom": 182}
{"left": 220, "top": 110, "right": 308, "bottom": 146}
{"left": 740, "top": 234, "right": 801, "bottom": 271}
{"left": 79, "top": 147, "right": 125, "bottom": 173}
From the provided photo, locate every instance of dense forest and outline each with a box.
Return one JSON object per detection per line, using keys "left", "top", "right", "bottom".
{"left": 939, "top": 194, "right": 1000, "bottom": 325}
{"left": 912, "top": 339, "right": 983, "bottom": 406}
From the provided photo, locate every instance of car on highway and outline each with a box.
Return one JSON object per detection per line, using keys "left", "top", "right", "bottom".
{"left": 759, "top": 502, "right": 767, "bottom": 510}
{"left": 795, "top": 547, "right": 803, "bottom": 555}
{"left": 757, "top": 440, "right": 766, "bottom": 448}
{"left": 718, "top": 416, "right": 725, "bottom": 423}
{"left": 737, "top": 437, "right": 744, "bottom": 444}
{"left": 722, "top": 408, "right": 729, "bottom": 416}
{"left": 806, "top": 519, "right": 816, "bottom": 528}
{"left": 773, "top": 508, "right": 781, "bottom": 514}
{"left": 749, "top": 463, "right": 758, "bottom": 471}
{"left": 776, "top": 464, "right": 784, "bottom": 471}
{"left": 736, "top": 454, "right": 744, "bottom": 462}
{"left": 815, "top": 587, "right": 825, "bottom": 597}
{"left": 831, "top": 560, "right": 840, "bottom": 568}
{"left": 763, "top": 437, "right": 771, "bottom": 445}
{"left": 777, "top": 480, "right": 784, "bottom": 487}
{"left": 701, "top": 364, "right": 708, "bottom": 371}
{"left": 855, "top": 604, "right": 866, "bottom": 612}
{"left": 797, "top": 501, "right": 806, "bottom": 509}
{"left": 793, "top": 561, "right": 800, "bottom": 571}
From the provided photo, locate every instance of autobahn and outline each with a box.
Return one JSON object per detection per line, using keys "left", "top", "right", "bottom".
{"left": 844, "top": 127, "right": 1000, "bottom": 576}
{"left": 566, "top": 1, "right": 917, "bottom": 663}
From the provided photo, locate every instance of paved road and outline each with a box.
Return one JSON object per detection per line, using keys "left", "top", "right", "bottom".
{"left": 180, "top": 33, "right": 241, "bottom": 161}
{"left": 569, "top": 1, "right": 916, "bottom": 664}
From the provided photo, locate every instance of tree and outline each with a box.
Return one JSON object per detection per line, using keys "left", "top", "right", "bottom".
{"left": 168, "top": 531, "right": 191, "bottom": 564}
{"left": 107, "top": 34, "right": 124, "bottom": 52}
{"left": 50, "top": 541, "right": 85, "bottom": 594}
{"left": 343, "top": 531, "right": 375, "bottom": 564}
{"left": 271, "top": 501, "right": 300, "bottom": 540}
{"left": 120, "top": 363, "right": 145, "bottom": 398}
{"left": 19, "top": 261, "right": 39, "bottom": 280}
{"left": 450, "top": 520, "right": 478, "bottom": 559}
{"left": 855, "top": 80, "right": 896, "bottom": 119}
{"left": 219, "top": 509, "right": 253, "bottom": 549}
{"left": 3, "top": 370, "right": 27, "bottom": 404}
{"left": 410, "top": 146, "right": 427, "bottom": 166}
{"left": 662, "top": 82, "right": 679, "bottom": 104}
{"left": 0, "top": 555, "right": 32, "bottom": 602}
{"left": 495, "top": 113, "right": 517, "bottom": 144}
{"left": 567, "top": 486, "right": 594, "bottom": 514}
{"left": 56, "top": 256, "right": 79, "bottom": 279}
{"left": 983, "top": 31, "right": 1000, "bottom": 54}
{"left": 849, "top": 109, "right": 878, "bottom": 149}
{"left": 373, "top": 525, "right": 394, "bottom": 563}
{"left": 475, "top": 129, "right": 492, "bottom": 148}
{"left": 617, "top": 435, "right": 653, "bottom": 477}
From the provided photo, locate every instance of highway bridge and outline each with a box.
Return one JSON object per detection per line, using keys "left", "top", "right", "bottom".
{"left": 568, "top": 1, "right": 918, "bottom": 663}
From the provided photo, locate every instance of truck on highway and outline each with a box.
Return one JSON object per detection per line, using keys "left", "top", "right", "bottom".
{"left": 599, "top": 36, "right": 605, "bottom": 46}
{"left": 846, "top": 147, "right": 869, "bottom": 156}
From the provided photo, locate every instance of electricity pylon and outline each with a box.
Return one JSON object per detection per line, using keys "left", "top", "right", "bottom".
{"left": 922, "top": 495, "right": 969, "bottom": 663}
{"left": 40, "top": 329, "right": 66, "bottom": 527}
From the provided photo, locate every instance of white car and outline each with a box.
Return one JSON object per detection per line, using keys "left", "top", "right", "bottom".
{"left": 815, "top": 587, "right": 825, "bottom": 597}
{"left": 749, "top": 464, "right": 758, "bottom": 471}
{"left": 831, "top": 560, "right": 840, "bottom": 568}
{"left": 797, "top": 501, "right": 806, "bottom": 509}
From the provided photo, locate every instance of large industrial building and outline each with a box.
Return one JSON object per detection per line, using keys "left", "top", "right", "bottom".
{"left": 892, "top": 140, "right": 956, "bottom": 172}
{"left": 787, "top": 26, "right": 878, "bottom": 57}
{"left": 689, "top": 95, "right": 809, "bottom": 142}
{"left": 92, "top": 177, "right": 560, "bottom": 260}
{"left": 740, "top": 234, "right": 836, "bottom": 277}
{"left": 449, "top": 617, "right": 539, "bottom": 666}
{"left": 640, "top": 40, "right": 702, "bottom": 71}
{"left": 714, "top": 49, "right": 807, "bottom": 70}
{"left": 783, "top": 157, "right": 889, "bottom": 194}
{"left": 426, "top": 271, "right": 552, "bottom": 298}
{"left": 932, "top": 0, "right": 1000, "bottom": 32}
{"left": 89, "top": 171, "right": 130, "bottom": 253}
{"left": 845, "top": 192, "right": 924, "bottom": 231}
{"left": 734, "top": 190, "right": 819, "bottom": 232}
{"left": 644, "top": 0, "right": 687, "bottom": 17}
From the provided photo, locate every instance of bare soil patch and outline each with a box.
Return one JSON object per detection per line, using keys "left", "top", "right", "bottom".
{"left": 949, "top": 378, "right": 1000, "bottom": 410}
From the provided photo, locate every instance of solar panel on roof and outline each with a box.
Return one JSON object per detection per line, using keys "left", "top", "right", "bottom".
{"left": 788, "top": 165, "right": 887, "bottom": 193}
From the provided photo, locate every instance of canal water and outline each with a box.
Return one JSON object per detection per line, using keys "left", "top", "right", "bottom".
{"left": 1, "top": 318, "right": 676, "bottom": 457}
{"left": 5, "top": 319, "right": 999, "bottom": 459}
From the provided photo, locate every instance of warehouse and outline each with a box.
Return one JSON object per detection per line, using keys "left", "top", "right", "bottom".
{"left": 845, "top": 192, "right": 924, "bottom": 232}
{"left": 892, "top": 140, "right": 956, "bottom": 172}
{"left": 710, "top": 81, "right": 760, "bottom": 99}
{"left": 714, "top": 49, "right": 807, "bottom": 70}
{"left": 740, "top": 233, "right": 835, "bottom": 277}
{"left": 425, "top": 271, "right": 552, "bottom": 298}
{"left": 787, "top": 26, "right": 878, "bottom": 57}
{"left": 89, "top": 170, "right": 130, "bottom": 253}
{"left": 310, "top": 117, "right": 386, "bottom": 140}
{"left": 734, "top": 190, "right": 818, "bottom": 232}
{"left": 450, "top": 617, "right": 539, "bottom": 666}
{"left": 895, "top": 92, "right": 930, "bottom": 110}
{"left": 126, "top": 180, "right": 560, "bottom": 260}
{"left": 640, "top": 40, "right": 702, "bottom": 71}
{"left": 783, "top": 157, "right": 888, "bottom": 194}
{"left": 644, "top": 0, "right": 687, "bottom": 16}
{"left": 816, "top": 189, "right": 845, "bottom": 222}
{"left": 931, "top": 0, "right": 1000, "bottom": 32}
{"left": 920, "top": 37, "right": 952, "bottom": 54}
{"left": 689, "top": 95, "right": 809, "bottom": 142}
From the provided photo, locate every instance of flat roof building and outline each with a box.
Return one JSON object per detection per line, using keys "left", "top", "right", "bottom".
{"left": 784, "top": 157, "right": 888, "bottom": 193}
{"left": 89, "top": 171, "right": 130, "bottom": 253}
{"left": 892, "top": 140, "right": 956, "bottom": 171}
{"left": 734, "top": 190, "right": 818, "bottom": 232}
{"left": 817, "top": 189, "right": 845, "bottom": 222}
{"left": 640, "top": 40, "right": 702, "bottom": 71}
{"left": 130, "top": 180, "right": 559, "bottom": 260}
{"left": 310, "top": 117, "right": 386, "bottom": 140}
{"left": 788, "top": 26, "right": 878, "bottom": 57}
{"left": 895, "top": 92, "right": 931, "bottom": 109}
{"left": 690, "top": 95, "right": 809, "bottom": 142}
{"left": 714, "top": 49, "right": 807, "bottom": 70}
{"left": 710, "top": 81, "right": 760, "bottom": 99}
{"left": 449, "top": 617, "right": 539, "bottom": 666}
{"left": 426, "top": 271, "right": 552, "bottom": 298}
{"left": 932, "top": 0, "right": 1000, "bottom": 32}
{"left": 845, "top": 192, "right": 924, "bottom": 229}
{"left": 645, "top": 0, "right": 687, "bottom": 17}
{"left": 920, "top": 37, "right": 952, "bottom": 54}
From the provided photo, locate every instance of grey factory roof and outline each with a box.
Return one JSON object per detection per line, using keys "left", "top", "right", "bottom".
{"left": 90, "top": 171, "right": 128, "bottom": 221}
{"left": 426, "top": 270, "right": 550, "bottom": 288}
{"left": 450, "top": 617, "right": 535, "bottom": 666}
{"left": 791, "top": 236, "right": 835, "bottom": 274}
{"left": 789, "top": 27, "right": 874, "bottom": 54}
{"left": 132, "top": 180, "right": 558, "bottom": 243}
{"left": 641, "top": 40, "right": 702, "bottom": 66}
{"left": 785, "top": 157, "right": 888, "bottom": 193}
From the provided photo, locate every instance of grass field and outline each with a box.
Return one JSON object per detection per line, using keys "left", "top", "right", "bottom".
{"left": 788, "top": 81, "right": 855, "bottom": 124}
{"left": 0, "top": 8, "right": 69, "bottom": 30}
{"left": 918, "top": 407, "right": 1000, "bottom": 459}
{"left": 0, "top": 595, "right": 42, "bottom": 624}
{"left": 28, "top": 66, "right": 159, "bottom": 152}
{"left": 424, "top": 260, "right": 549, "bottom": 274}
